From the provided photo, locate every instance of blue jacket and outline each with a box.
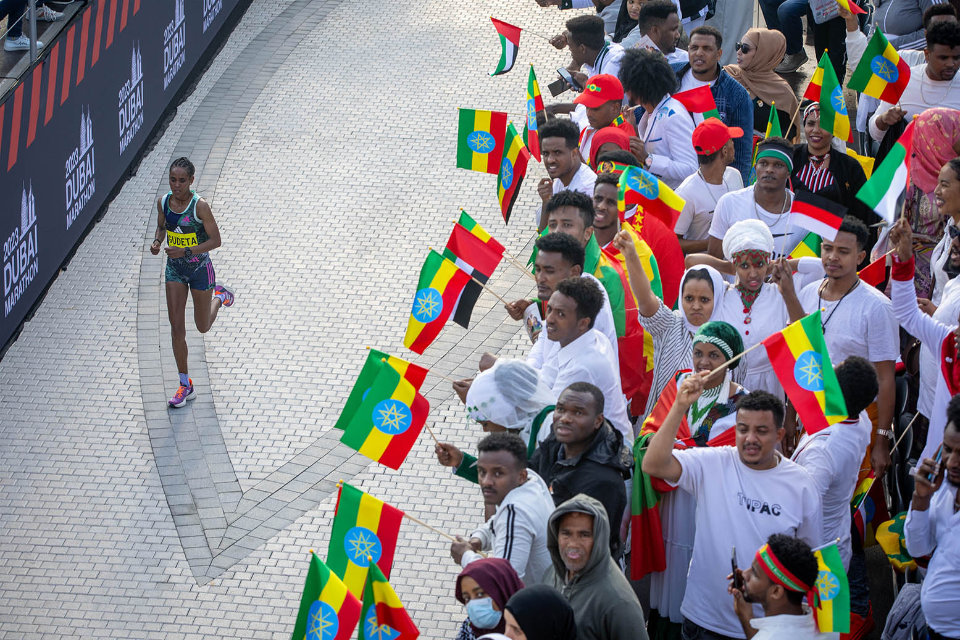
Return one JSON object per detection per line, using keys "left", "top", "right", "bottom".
{"left": 671, "top": 63, "right": 754, "bottom": 182}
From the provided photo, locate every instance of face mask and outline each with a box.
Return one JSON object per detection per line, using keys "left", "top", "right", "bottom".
{"left": 465, "top": 597, "right": 502, "bottom": 629}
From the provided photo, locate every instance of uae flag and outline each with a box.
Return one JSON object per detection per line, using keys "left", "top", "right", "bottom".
{"left": 856, "top": 120, "right": 914, "bottom": 224}
{"left": 790, "top": 190, "right": 847, "bottom": 241}
{"left": 490, "top": 18, "right": 521, "bottom": 75}
{"left": 443, "top": 222, "right": 505, "bottom": 327}
{"left": 671, "top": 85, "right": 720, "bottom": 120}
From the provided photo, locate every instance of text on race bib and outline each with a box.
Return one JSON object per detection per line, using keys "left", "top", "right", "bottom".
{"left": 166, "top": 230, "right": 198, "bottom": 248}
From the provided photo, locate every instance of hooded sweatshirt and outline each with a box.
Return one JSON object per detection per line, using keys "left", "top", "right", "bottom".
{"left": 529, "top": 420, "right": 632, "bottom": 556}
{"left": 546, "top": 494, "right": 649, "bottom": 640}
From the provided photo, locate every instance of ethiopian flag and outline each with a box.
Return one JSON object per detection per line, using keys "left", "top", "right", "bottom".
{"left": 761, "top": 310, "right": 848, "bottom": 434}
{"left": 403, "top": 250, "right": 473, "bottom": 354}
{"left": 630, "top": 433, "right": 667, "bottom": 579}
{"left": 618, "top": 165, "right": 685, "bottom": 229}
{"left": 672, "top": 85, "right": 720, "bottom": 120}
{"left": 457, "top": 109, "right": 508, "bottom": 174}
{"left": 789, "top": 231, "right": 822, "bottom": 259}
{"left": 359, "top": 562, "right": 419, "bottom": 640}
{"left": 810, "top": 542, "right": 850, "bottom": 633}
{"left": 804, "top": 52, "right": 852, "bottom": 143}
{"left": 498, "top": 122, "right": 532, "bottom": 224}
{"left": 856, "top": 120, "right": 914, "bottom": 224}
{"left": 490, "top": 18, "right": 521, "bottom": 76}
{"left": 327, "top": 483, "right": 405, "bottom": 600}
{"left": 334, "top": 350, "right": 428, "bottom": 431}
{"left": 875, "top": 512, "right": 917, "bottom": 571}
{"left": 848, "top": 29, "right": 910, "bottom": 103}
{"left": 291, "top": 553, "right": 362, "bottom": 640}
{"left": 525, "top": 66, "right": 545, "bottom": 161}
{"left": 340, "top": 361, "right": 429, "bottom": 469}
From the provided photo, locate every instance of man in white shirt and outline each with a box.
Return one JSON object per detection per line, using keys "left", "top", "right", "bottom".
{"left": 643, "top": 384, "right": 822, "bottom": 640}
{"left": 905, "top": 397, "right": 960, "bottom": 640}
{"left": 729, "top": 534, "right": 832, "bottom": 640}
{"left": 707, "top": 138, "right": 804, "bottom": 259}
{"left": 795, "top": 218, "right": 899, "bottom": 478}
{"left": 868, "top": 21, "right": 960, "bottom": 142}
{"left": 676, "top": 118, "right": 745, "bottom": 253}
{"left": 545, "top": 276, "right": 632, "bottom": 440}
{"left": 624, "top": 0, "right": 690, "bottom": 64}
{"left": 792, "top": 356, "right": 878, "bottom": 571}
{"left": 451, "top": 432, "right": 555, "bottom": 584}
{"left": 536, "top": 119, "right": 597, "bottom": 231}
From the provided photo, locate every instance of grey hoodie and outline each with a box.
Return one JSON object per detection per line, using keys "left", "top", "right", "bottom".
{"left": 546, "top": 494, "right": 649, "bottom": 640}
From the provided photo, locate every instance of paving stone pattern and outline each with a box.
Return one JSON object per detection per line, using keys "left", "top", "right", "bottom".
{"left": 0, "top": 0, "right": 578, "bottom": 637}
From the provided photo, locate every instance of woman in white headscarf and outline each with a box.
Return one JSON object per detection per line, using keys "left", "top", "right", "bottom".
{"left": 612, "top": 229, "right": 727, "bottom": 419}
{"left": 714, "top": 219, "right": 803, "bottom": 399}
{"left": 434, "top": 359, "right": 557, "bottom": 484}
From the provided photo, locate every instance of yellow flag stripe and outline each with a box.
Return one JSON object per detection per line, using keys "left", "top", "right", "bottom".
{"left": 371, "top": 579, "right": 405, "bottom": 608}
{"left": 386, "top": 356, "right": 410, "bottom": 377}
{"left": 403, "top": 255, "right": 464, "bottom": 345}
{"left": 472, "top": 110, "right": 493, "bottom": 172}
{"left": 815, "top": 553, "right": 835, "bottom": 631}
{"left": 358, "top": 377, "right": 417, "bottom": 460}
{"left": 319, "top": 571, "right": 350, "bottom": 610}
{"left": 341, "top": 492, "right": 385, "bottom": 596}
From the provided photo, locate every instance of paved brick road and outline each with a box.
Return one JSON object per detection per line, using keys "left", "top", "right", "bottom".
{"left": 0, "top": 0, "right": 585, "bottom": 637}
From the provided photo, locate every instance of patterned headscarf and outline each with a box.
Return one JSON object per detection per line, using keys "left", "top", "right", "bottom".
{"left": 693, "top": 321, "right": 744, "bottom": 369}
{"left": 911, "top": 108, "right": 960, "bottom": 194}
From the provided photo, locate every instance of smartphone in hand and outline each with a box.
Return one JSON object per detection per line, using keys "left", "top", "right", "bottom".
{"left": 731, "top": 547, "right": 743, "bottom": 590}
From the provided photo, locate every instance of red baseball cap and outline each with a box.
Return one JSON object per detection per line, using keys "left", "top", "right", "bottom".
{"left": 692, "top": 118, "right": 744, "bottom": 155}
{"left": 574, "top": 74, "right": 624, "bottom": 108}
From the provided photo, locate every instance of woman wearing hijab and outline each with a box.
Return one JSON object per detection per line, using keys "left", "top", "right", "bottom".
{"left": 613, "top": 229, "right": 727, "bottom": 419}
{"left": 791, "top": 102, "right": 873, "bottom": 252}
{"left": 636, "top": 321, "right": 747, "bottom": 639}
{"left": 503, "top": 585, "right": 577, "bottom": 640}
{"left": 435, "top": 359, "right": 556, "bottom": 484}
{"left": 455, "top": 558, "right": 525, "bottom": 640}
{"left": 897, "top": 108, "right": 960, "bottom": 299}
{"left": 723, "top": 28, "right": 799, "bottom": 138}
{"left": 714, "top": 219, "right": 803, "bottom": 399}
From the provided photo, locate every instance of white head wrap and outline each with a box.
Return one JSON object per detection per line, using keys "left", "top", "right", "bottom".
{"left": 678, "top": 264, "right": 727, "bottom": 334}
{"left": 465, "top": 360, "right": 556, "bottom": 437}
{"left": 722, "top": 219, "right": 775, "bottom": 261}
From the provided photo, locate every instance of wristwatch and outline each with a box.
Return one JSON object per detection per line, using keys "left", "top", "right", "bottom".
{"left": 644, "top": 155, "right": 653, "bottom": 169}
{"left": 875, "top": 429, "right": 894, "bottom": 439}
{"left": 184, "top": 247, "right": 193, "bottom": 258}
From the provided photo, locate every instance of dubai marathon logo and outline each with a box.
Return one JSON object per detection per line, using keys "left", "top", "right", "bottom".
{"left": 163, "top": 0, "right": 186, "bottom": 90}
{"left": 3, "top": 183, "right": 40, "bottom": 317}
{"left": 118, "top": 43, "right": 144, "bottom": 155}
{"left": 65, "top": 106, "right": 96, "bottom": 230}
{"left": 202, "top": 0, "right": 222, "bottom": 33}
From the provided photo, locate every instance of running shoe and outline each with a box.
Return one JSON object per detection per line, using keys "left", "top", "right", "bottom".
{"left": 169, "top": 380, "right": 195, "bottom": 407}
{"left": 36, "top": 5, "right": 64, "bottom": 21}
{"left": 214, "top": 284, "right": 235, "bottom": 307}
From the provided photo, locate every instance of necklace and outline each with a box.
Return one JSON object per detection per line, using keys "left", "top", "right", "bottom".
{"left": 736, "top": 284, "right": 762, "bottom": 330}
{"left": 698, "top": 169, "right": 728, "bottom": 210}
{"left": 919, "top": 69, "right": 957, "bottom": 105}
{"left": 818, "top": 278, "right": 860, "bottom": 331}
{"left": 752, "top": 188, "right": 790, "bottom": 222}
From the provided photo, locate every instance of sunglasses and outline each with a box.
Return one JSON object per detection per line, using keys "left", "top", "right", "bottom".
{"left": 736, "top": 42, "right": 753, "bottom": 54}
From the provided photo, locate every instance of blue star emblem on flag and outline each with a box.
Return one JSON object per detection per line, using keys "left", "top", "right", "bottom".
{"left": 627, "top": 169, "right": 660, "bottom": 200}
{"left": 364, "top": 610, "right": 400, "bottom": 640}
{"left": 794, "top": 351, "right": 825, "bottom": 392}
{"left": 467, "top": 130, "right": 495, "bottom": 154}
{"left": 830, "top": 86, "right": 847, "bottom": 115}
{"left": 344, "top": 526, "right": 383, "bottom": 567}
{"left": 372, "top": 399, "right": 413, "bottom": 435}
{"left": 870, "top": 56, "right": 898, "bottom": 82}
{"left": 411, "top": 287, "right": 442, "bottom": 323}
{"left": 307, "top": 600, "right": 340, "bottom": 640}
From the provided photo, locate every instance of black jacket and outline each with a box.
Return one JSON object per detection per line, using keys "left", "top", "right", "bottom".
{"left": 529, "top": 420, "right": 633, "bottom": 556}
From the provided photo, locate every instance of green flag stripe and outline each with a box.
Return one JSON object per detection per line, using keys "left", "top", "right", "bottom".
{"left": 333, "top": 353, "right": 387, "bottom": 430}
{"left": 798, "top": 312, "right": 847, "bottom": 417}
{"left": 341, "top": 365, "right": 403, "bottom": 446}
{"left": 326, "top": 486, "right": 364, "bottom": 574}
{"left": 857, "top": 143, "right": 907, "bottom": 207}
{"left": 456, "top": 110, "right": 478, "bottom": 168}
{"left": 848, "top": 30, "right": 888, "bottom": 90}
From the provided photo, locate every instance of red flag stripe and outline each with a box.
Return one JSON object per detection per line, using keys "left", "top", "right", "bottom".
{"left": 378, "top": 393, "right": 429, "bottom": 469}
{"left": 406, "top": 269, "right": 473, "bottom": 354}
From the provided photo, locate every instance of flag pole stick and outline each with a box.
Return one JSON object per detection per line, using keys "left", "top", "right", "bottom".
{"left": 504, "top": 252, "right": 537, "bottom": 281}
{"left": 705, "top": 341, "right": 766, "bottom": 378}
{"left": 520, "top": 27, "right": 557, "bottom": 43}
{"left": 472, "top": 275, "right": 511, "bottom": 305}
{"left": 424, "top": 423, "right": 441, "bottom": 444}
{"left": 403, "top": 512, "right": 464, "bottom": 544}
{"left": 429, "top": 369, "right": 463, "bottom": 385}
{"left": 891, "top": 413, "right": 918, "bottom": 454}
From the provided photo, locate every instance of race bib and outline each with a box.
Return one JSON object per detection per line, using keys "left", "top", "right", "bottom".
{"left": 166, "top": 230, "right": 198, "bottom": 247}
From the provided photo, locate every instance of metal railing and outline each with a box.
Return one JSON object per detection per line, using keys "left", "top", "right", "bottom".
{"left": 0, "top": 0, "right": 41, "bottom": 63}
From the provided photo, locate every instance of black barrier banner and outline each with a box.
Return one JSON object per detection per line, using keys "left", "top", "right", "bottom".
{"left": 0, "top": 0, "right": 242, "bottom": 352}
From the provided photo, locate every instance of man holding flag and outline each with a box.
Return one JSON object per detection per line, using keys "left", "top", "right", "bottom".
{"left": 643, "top": 383, "right": 822, "bottom": 640}
{"left": 868, "top": 21, "right": 960, "bottom": 142}
{"left": 794, "top": 217, "right": 899, "bottom": 478}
